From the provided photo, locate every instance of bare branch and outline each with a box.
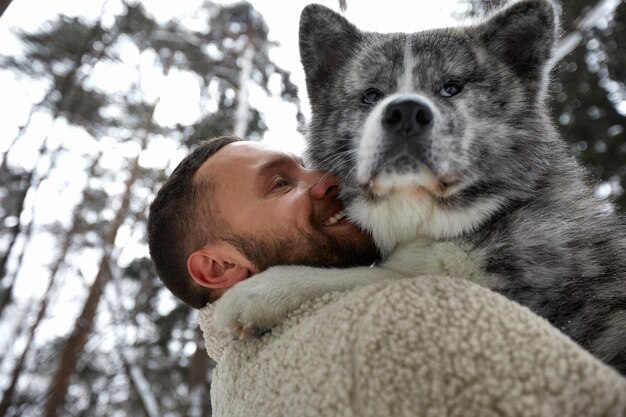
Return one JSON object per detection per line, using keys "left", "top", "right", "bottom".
{"left": 233, "top": 43, "right": 255, "bottom": 139}
{"left": 551, "top": 0, "right": 622, "bottom": 65}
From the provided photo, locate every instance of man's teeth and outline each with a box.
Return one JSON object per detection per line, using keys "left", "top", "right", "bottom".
{"left": 324, "top": 210, "right": 346, "bottom": 226}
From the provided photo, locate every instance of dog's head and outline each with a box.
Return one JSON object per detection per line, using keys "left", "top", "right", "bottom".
{"left": 300, "top": 0, "right": 561, "bottom": 254}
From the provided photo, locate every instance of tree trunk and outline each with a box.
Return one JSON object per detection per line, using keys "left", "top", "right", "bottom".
{"left": 42, "top": 131, "right": 150, "bottom": 417}
{"left": 120, "top": 348, "right": 161, "bottom": 417}
{"left": 0, "top": 99, "right": 42, "bottom": 171}
{"left": 0, "top": 155, "right": 101, "bottom": 416}
{"left": 187, "top": 326, "right": 211, "bottom": 417}
{"left": 0, "top": 97, "right": 47, "bottom": 294}
{"left": 0, "top": 171, "right": 30, "bottom": 282}
{"left": 43, "top": 255, "right": 113, "bottom": 417}
{"left": 233, "top": 43, "right": 255, "bottom": 139}
{"left": 0, "top": 0, "right": 13, "bottom": 18}
{"left": 42, "top": 51, "right": 172, "bottom": 416}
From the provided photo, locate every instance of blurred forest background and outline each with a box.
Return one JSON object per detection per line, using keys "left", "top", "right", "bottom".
{"left": 0, "top": 0, "right": 624, "bottom": 415}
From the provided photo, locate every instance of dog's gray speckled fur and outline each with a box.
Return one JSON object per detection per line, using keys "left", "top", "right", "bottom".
{"left": 213, "top": 0, "right": 626, "bottom": 375}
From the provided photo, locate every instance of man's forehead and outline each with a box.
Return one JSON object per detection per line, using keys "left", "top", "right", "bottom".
{"left": 195, "top": 141, "right": 298, "bottom": 182}
{"left": 221, "top": 141, "right": 287, "bottom": 161}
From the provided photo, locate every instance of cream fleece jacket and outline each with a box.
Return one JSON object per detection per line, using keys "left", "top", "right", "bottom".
{"left": 198, "top": 276, "right": 626, "bottom": 417}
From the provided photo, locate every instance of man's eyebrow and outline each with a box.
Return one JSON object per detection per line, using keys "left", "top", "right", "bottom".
{"left": 257, "top": 154, "right": 303, "bottom": 177}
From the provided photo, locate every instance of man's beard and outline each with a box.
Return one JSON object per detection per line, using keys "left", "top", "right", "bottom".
{"left": 224, "top": 216, "right": 380, "bottom": 272}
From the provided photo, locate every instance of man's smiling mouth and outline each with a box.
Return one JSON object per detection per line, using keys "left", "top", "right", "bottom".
{"left": 323, "top": 209, "right": 347, "bottom": 226}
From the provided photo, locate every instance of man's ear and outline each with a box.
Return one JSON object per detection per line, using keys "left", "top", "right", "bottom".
{"left": 187, "top": 245, "right": 251, "bottom": 290}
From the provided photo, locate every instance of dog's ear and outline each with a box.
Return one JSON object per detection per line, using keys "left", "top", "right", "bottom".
{"left": 299, "top": 4, "right": 362, "bottom": 103}
{"left": 476, "top": 0, "right": 559, "bottom": 81}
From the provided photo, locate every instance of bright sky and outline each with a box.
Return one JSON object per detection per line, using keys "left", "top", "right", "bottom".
{"left": 0, "top": 0, "right": 461, "bottom": 156}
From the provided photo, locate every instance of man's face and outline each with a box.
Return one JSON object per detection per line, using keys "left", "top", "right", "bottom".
{"left": 196, "top": 141, "right": 379, "bottom": 272}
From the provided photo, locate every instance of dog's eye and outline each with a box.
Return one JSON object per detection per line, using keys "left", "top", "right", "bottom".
{"left": 362, "top": 88, "right": 383, "bottom": 105}
{"left": 440, "top": 81, "right": 463, "bottom": 98}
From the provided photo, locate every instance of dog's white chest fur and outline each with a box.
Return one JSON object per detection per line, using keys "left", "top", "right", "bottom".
{"left": 382, "top": 239, "right": 490, "bottom": 288}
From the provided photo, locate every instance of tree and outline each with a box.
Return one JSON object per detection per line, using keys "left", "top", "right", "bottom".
{"left": 0, "top": 1, "right": 302, "bottom": 415}
{"left": 552, "top": 0, "right": 626, "bottom": 210}
{"left": 0, "top": 0, "right": 13, "bottom": 18}
{"left": 43, "top": 95, "right": 161, "bottom": 416}
{"left": 454, "top": 0, "right": 626, "bottom": 211}
{"left": 0, "top": 14, "right": 111, "bottom": 289}
{"left": 0, "top": 154, "right": 101, "bottom": 417}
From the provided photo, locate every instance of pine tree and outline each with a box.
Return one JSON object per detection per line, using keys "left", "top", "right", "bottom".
{"left": 454, "top": 0, "right": 626, "bottom": 210}
{"left": 0, "top": 1, "right": 302, "bottom": 415}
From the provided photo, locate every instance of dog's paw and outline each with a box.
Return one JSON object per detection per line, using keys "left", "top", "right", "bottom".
{"left": 211, "top": 266, "right": 310, "bottom": 339}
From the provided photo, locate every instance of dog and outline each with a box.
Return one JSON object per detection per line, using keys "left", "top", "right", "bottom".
{"left": 213, "top": 0, "right": 626, "bottom": 375}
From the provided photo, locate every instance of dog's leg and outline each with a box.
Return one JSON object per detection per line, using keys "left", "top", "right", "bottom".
{"left": 212, "top": 265, "right": 404, "bottom": 338}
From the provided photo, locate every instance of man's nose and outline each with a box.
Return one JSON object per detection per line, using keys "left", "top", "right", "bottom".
{"left": 308, "top": 171, "right": 340, "bottom": 200}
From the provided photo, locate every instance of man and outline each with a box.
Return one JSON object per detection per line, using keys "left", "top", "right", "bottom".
{"left": 148, "top": 136, "right": 626, "bottom": 417}
{"left": 147, "top": 135, "right": 379, "bottom": 309}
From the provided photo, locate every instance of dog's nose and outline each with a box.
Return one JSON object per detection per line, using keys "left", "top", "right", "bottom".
{"left": 382, "top": 97, "right": 433, "bottom": 137}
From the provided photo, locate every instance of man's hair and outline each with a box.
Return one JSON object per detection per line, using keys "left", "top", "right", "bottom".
{"left": 147, "top": 135, "right": 241, "bottom": 309}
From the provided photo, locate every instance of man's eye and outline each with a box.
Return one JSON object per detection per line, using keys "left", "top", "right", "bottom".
{"left": 272, "top": 179, "right": 289, "bottom": 189}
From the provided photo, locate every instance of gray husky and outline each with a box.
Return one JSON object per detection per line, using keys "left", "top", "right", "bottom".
{"left": 213, "top": 0, "right": 626, "bottom": 375}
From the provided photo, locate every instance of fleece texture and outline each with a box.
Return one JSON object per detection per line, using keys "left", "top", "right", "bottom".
{"left": 198, "top": 276, "right": 626, "bottom": 417}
